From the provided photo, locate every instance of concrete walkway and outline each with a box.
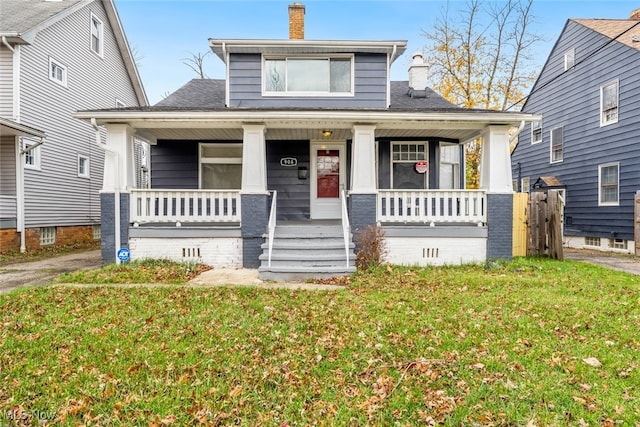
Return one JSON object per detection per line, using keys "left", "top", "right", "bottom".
{"left": 564, "top": 248, "right": 640, "bottom": 276}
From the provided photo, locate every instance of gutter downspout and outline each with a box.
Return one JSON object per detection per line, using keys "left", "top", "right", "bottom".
{"left": 91, "top": 118, "right": 122, "bottom": 264}
{"left": 2, "top": 36, "right": 15, "bottom": 53}
{"left": 17, "top": 139, "right": 45, "bottom": 252}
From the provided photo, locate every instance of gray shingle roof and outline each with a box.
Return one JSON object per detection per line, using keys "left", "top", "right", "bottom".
{"left": 153, "top": 79, "right": 459, "bottom": 111}
{"left": 0, "top": 0, "right": 85, "bottom": 35}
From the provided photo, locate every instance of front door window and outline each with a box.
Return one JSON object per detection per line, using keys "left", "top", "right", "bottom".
{"left": 316, "top": 150, "right": 340, "bottom": 198}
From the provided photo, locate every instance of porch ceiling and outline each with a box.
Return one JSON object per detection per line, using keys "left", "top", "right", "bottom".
{"left": 136, "top": 127, "right": 483, "bottom": 142}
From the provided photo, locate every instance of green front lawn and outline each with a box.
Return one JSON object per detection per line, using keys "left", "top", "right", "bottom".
{"left": 1, "top": 258, "right": 638, "bottom": 425}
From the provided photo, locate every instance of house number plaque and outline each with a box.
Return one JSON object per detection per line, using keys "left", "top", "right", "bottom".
{"left": 280, "top": 157, "right": 298, "bottom": 167}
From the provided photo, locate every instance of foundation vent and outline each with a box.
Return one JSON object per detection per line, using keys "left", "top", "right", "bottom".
{"left": 423, "top": 248, "right": 440, "bottom": 258}
{"left": 182, "top": 247, "right": 202, "bottom": 258}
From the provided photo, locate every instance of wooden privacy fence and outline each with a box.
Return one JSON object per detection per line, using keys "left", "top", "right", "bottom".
{"left": 512, "top": 190, "right": 564, "bottom": 260}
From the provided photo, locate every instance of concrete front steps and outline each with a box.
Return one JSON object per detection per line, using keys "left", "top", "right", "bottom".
{"left": 258, "top": 222, "right": 356, "bottom": 281}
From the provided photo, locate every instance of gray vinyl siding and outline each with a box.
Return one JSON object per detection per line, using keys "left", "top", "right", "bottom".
{"left": 227, "top": 53, "right": 388, "bottom": 108}
{"left": 512, "top": 20, "right": 640, "bottom": 241}
{"left": 18, "top": 0, "right": 141, "bottom": 228}
{"left": 0, "top": 46, "right": 13, "bottom": 117}
{"left": 150, "top": 140, "right": 199, "bottom": 189}
{"left": 266, "top": 140, "right": 310, "bottom": 221}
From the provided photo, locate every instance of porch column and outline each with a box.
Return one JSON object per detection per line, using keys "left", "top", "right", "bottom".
{"left": 101, "top": 124, "right": 135, "bottom": 263}
{"left": 350, "top": 124, "right": 378, "bottom": 239}
{"left": 479, "top": 125, "right": 514, "bottom": 260}
{"left": 240, "top": 124, "right": 268, "bottom": 268}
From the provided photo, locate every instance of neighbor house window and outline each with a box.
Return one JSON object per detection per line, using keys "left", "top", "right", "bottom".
{"left": 93, "top": 224, "right": 101, "bottom": 240}
{"left": 391, "top": 142, "right": 428, "bottom": 189}
{"left": 600, "top": 80, "right": 618, "bottom": 126}
{"left": 49, "top": 57, "right": 67, "bottom": 86}
{"left": 199, "top": 144, "right": 242, "bottom": 189}
{"left": 564, "top": 49, "right": 575, "bottom": 70}
{"left": 550, "top": 127, "right": 563, "bottom": 163}
{"left": 40, "top": 227, "right": 56, "bottom": 246}
{"left": 91, "top": 14, "right": 104, "bottom": 56}
{"left": 263, "top": 56, "right": 353, "bottom": 95}
{"left": 439, "top": 143, "right": 460, "bottom": 189}
{"left": 22, "top": 139, "right": 41, "bottom": 170}
{"left": 585, "top": 237, "right": 600, "bottom": 247}
{"left": 78, "top": 154, "right": 90, "bottom": 178}
{"left": 609, "top": 238, "right": 625, "bottom": 250}
{"left": 531, "top": 120, "right": 542, "bottom": 144}
{"left": 598, "top": 162, "right": 619, "bottom": 206}
{"left": 521, "top": 177, "right": 530, "bottom": 193}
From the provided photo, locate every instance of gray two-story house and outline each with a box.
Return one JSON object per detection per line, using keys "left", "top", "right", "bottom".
{"left": 76, "top": 3, "right": 537, "bottom": 280}
{"left": 0, "top": 0, "right": 147, "bottom": 253}
{"left": 511, "top": 10, "right": 640, "bottom": 254}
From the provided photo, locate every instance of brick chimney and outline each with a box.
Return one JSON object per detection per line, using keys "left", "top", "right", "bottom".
{"left": 408, "top": 52, "right": 429, "bottom": 94}
{"left": 631, "top": 8, "right": 640, "bottom": 20}
{"left": 289, "top": 2, "right": 305, "bottom": 39}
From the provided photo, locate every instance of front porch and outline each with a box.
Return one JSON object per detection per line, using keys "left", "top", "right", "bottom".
{"left": 76, "top": 110, "right": 529, "bottom": 279}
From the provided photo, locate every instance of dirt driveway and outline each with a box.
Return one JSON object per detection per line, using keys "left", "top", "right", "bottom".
{"left": 0, "top": 250, "right": 102, "bottom": 294}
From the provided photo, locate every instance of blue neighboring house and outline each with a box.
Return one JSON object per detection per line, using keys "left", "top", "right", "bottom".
{"left": 511, "top": 9, "right": 640, "bottom": 254}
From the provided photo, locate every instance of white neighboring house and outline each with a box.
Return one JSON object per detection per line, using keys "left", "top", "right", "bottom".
{"left": 0, "top": 0, "right": 147, "bottom": 253}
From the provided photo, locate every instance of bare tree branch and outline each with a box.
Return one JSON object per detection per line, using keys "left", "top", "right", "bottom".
{"left": 182, "top": 51, "right": 210, "bottom": 79}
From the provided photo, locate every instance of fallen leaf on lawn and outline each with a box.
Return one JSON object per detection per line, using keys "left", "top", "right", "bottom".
{"left": 582, "top": 357, "right": 602, "bottom": 367}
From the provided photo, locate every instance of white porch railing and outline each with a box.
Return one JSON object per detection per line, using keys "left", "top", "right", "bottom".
{"left": 267, "top": 190, "right": 277, "bottom": 267}
{"left": 340, "top": 190, "right": 350, "bottom": 268}
{"left": 0, "top": 196, "right": 17, "bottom": 218}
{"left": 377, "top": 190, "right": 486, "bottom": 224}
{"left": 130, "top": 189, "right": 241, "bottom": 224}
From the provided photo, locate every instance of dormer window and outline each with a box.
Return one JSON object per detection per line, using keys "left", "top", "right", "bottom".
{"left": 263, "top": 56, "right": 353, "bottom": 95}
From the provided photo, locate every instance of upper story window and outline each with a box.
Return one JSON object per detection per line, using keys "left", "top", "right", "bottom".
{"left": 49, "top": 57, "right": 67, "bottom": 87}
{"left": 91, "top": 13, "right": 104, "bottom": 57}
{"left": 599, "top": 163, "right": 619, "bottom": 206}
{"left": 564, "top": 49, "right": 575, "bottom": 71}
{"left": 550, "top": 126, "right": 563, "bottom": 163}
{"left": 263, "top": 56, "right": 353, "bottom": 95}
{"left": 531, "top": 120, "right": 542, "bottom": 144}
{"left": 601, "top": 80, "right": 618, "bottom": 126}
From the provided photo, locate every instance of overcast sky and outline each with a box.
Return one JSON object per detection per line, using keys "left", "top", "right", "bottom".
{"left": 113, "top": 0, "right": 639, "bottom": 105}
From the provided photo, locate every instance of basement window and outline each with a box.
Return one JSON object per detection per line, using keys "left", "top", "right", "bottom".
{"left": 40, "top": 227, "right": 56, "bottom": 246}
{"left": 585, "top": 237, "right": 600, "bottom": 247}
{"left": 93, "top": 224, "right": 101, "bottom": 240}
{"left": 609, "top": 238, "right": 625, "bottom": 250}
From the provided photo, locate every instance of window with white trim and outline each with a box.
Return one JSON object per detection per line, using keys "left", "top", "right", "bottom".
{"left": 92, "top": 224, "right": 101, "bottom": 240}
{"left": 598, "top": 162, "right": 619, "bottom": 206}
{"left": 91, "top": 13, "right": 104, "bottom": 57}
{"left": 550, "top": 127, "right": 563, "bottom": 163}
{"left": 609, "top": 238, "right": 625, "bottom": 250}
{"left": 564, "top": 49, "right": 575, "bottom": 71}
{"left": 22, "top": 139, "right": 41, "bottom": 170}
{"left": 78, "top": 154, "right": 90, "bottom": 178}
{"left": 600, "top": 80, "right": 618, "bottom": 126}
{"left": 585, "top": 237, "right": 600, "bottom": 247}
{"left": 531, "top": 120, "right": 542, "bottom": 144}
{"left": 40, "top": 227, "right": 56, "bottom": 246}
{"left": 521, "top": 177, "right": 530, "bottom": 193}
{"left": 199, "top": 144, "right": 242, "bottom": 189}
{"left": 263, "top": 56, "right": 353, "bottom": 95}
{"left": 391, "top": 142, "right": 428, "bottom": 189}
{"left": 49, "top": 57, "right": 67, "bottom": 86}
{"left": 439, "top": 142, "right": 460, "bottom": 189}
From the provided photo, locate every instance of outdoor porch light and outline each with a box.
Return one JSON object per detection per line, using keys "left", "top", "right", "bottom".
{"left": 322, "top": 129, "right": 333, "bottom": 137}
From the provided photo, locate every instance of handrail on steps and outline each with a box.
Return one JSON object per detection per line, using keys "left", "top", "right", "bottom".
{"left": 267, "top": 190, "right": 277, "bottom": 268}
{"left": 340, "top": 190, "right": 350, "bottom": 268}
